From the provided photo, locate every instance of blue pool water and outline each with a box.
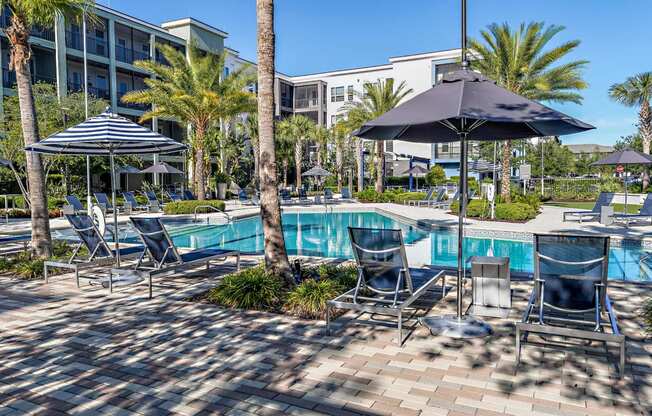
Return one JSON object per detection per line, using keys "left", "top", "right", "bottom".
{"left": 131, "top": 211, "right": 652, "bottom": 281}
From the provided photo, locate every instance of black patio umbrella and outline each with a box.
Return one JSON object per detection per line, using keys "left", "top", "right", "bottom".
{"left": 591, "top": 148, "right": 652, "bottom": 214}
{"left": 140, "top": 162, "right": 184, "bottom": 201}
{"left": 354, "top": 0, "right": 595, "bottom": 338}
{"left": 118, "top": 165, "right": 142, "bottom": 192}
{"left": 401, "top": 165, "right": 429, "bottom": 190}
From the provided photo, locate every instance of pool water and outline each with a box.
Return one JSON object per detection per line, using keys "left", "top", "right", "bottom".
{"left": 151, "top": 211, "right": 651, "bottom": 282}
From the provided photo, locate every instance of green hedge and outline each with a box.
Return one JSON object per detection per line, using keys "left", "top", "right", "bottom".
{"left": 451, "top": 199, "right": 537, "bottom": 222}
{"left": 163, "top": 200, "right": 225, "bottom": 215}
{"left": 353, "top": 188, "right": 425, "bottom": 203}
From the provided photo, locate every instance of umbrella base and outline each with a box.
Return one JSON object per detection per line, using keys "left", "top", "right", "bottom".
{"left": 420, "top": 315, "right": 493, "bottom": 338}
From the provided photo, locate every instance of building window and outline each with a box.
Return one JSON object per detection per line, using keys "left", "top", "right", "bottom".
{"left": 223, "top": 67, "right": 229, "bottom": 78}
{"left": 441, "top": 144, "right": 449, "bottom": 153}
{"left": 433, "top": 62, "right": 460, "bottom": 85}
{"left": 347, "top": 85, "right": 354, "bottom": 101}
{"left": 330, "top": 86, "right": 344, "bottom": 102}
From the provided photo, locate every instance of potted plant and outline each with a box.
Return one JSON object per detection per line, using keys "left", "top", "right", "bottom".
{"left": 214, "top": 172, "right": 230, "bottom": 200}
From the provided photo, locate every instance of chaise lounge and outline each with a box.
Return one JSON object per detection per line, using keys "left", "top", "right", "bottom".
{"left": 562, "top": 192, "right": 614, "bottom": 223}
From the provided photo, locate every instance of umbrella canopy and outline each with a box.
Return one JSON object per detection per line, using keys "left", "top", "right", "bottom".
{"left": 401, "top": 165, "right": 429, "bottom": 176}
{"left": 468, "top": 159, "right": 500, "bottom": 173}
{"left": 140, "top": 162, "right": 183, "bottom": 174}
{"left": 118, "top": 165, "right": 142, "bottom": 174}
{"left": 25, "top": 107, "right": 187, "bottom": 155}
{"left": 25, "top": 107, "right": 187, "bottom": 267}
{"left": 302, "top": 166, "right": 332, "bottom": 177}
{"left": 591, "top": 148, "right": 652, "bottom": 166}
{"left": 355, "top": 70, "right": 594, "bottom": 142}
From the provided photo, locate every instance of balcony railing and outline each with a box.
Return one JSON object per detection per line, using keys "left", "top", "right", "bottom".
{"left": 115, "top": 45, "right": 150, "bottom": 64}
{"left": 0, "top": 11, "right": 53, "bottom": 41}
{"left": 295, "top": 98, "right": 319, "bottom": 109}
{"left": 2, "top": 68, "right": 55, "bottom": 88}
{"left": 68, "top": 81, "right": 110, "bottom": 100}
{"left": 65, "top": 31, "right": 108, "bottom": 57}
{"left": 117, "top": 90, "right": 149, "bottom": 111}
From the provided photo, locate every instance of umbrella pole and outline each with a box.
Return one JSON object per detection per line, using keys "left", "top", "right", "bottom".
{"left": 624, "top": 166, "right": 628, "bottom": 215}
{"left": 110, "top": 152, "right": 120, "bottom": 267}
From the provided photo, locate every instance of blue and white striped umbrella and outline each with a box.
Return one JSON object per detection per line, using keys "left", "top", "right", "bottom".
{"left": 25, "top": 107, "right": 187, "bottom": 155}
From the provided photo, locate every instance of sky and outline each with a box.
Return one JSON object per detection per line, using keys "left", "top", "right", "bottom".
{"left": 98, "top": 0, "right": 652, "bottom": 146}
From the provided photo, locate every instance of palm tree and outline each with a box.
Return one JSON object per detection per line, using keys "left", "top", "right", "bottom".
{"left": 277, "top": 115, "right": 314, "bottom": 190}
{"left": 123, "top": 44, "right": 255, "bottom": 200}
{"left": 274, "top": 120, "right": 294, "bottom": 187}
{"left": 331, "top": 122, "right": 348, "bottom": 191}
{"left": 243, "top": 112, "right": 259, "bottom": 186}
{"left": 469, "top": 22, "right": 588, "bottom": 201}
{"left": 256, "top": 0, "right": 293, "bottom": 285}
{"left": 313, "top": 125, "right": 329, "bottom": 166}
{"left": 4, "top": 0, "right": 92, "bottom": 256}
{"left": 609, "top": 72, "right": 652, "bottom": 189}
{"left": 341, "top": 79, "right": 412, "bottom": 192}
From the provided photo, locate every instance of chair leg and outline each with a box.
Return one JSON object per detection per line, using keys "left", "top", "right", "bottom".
{"left": 397, "top": 312, "right": 403, "bottom": 346}
{"left": 75, "top": 267, "right": 80, "bottom": 288}
{"left": 326, "top": 305, "right": 331, "bottom": 336}
{"left": 619, "top": 341, "right": 626, "bottom": 379}
{"left": 44, "top": 263, "right": 49, "bottom": 284}
{"left": 148, "top": 273, "right": 153, "bottom": 299}
{"left": 515, "top": 326, "right": 521, "bottom": 368}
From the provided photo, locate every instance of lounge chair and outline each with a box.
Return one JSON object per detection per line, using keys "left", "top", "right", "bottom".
{"left": 118, "top": 217, "right": 240, "bottom": 298}
{"left": 562, "top": 192, "right": 614, "bottom": 223}
{"left": 431, "top": 189, "right": 458, "bottom": 210}
{"left": 238, "top": 189, "right": 252, "bottom": 205}
{"left": 298, "top": 188, "right": 310, "bottom": 204}
{"left": 324, "top": 188, "right": 335, "bottom": 203}
{"left": 183, "top": 190, "right": 196, "bottom": 200}
{"left": 417, "top": 188, "right": 446, "bottom": 207}
{"left": 143, "top": 190, "right": 162, "bottom": 212}
{"left": 614, "top": 193, "right": 652, "bottom": 225}
{"left": 0, "top": 234, "right": 31, "bottom": 255}
{"left": 123, "top": 191, "right": 148, "bottom": 212}
{"left": 44, "top": 213, "right": 142, "bottom": 288}
{"left": 279, "top": 189, "right": 293, "bottom": 205}
{"left": 341, "top": 187, "right": 354, "bottom": 201}
{"left": 327, "top": 227, "right": 445, "bottom": 345}
{"left": 167, "top": 191, "right": 183, "bottom": 202}
{"left": 94, "top": 192, "right": 115, "bottom": 213}
{"left": 65, "top": 195, "right": 85, "bottom": 213}
{"left": 515, "top": 233, "right": 625, "bottom": 378}
{"left": 407, "top": 187, "right": 434, "bottom": 206}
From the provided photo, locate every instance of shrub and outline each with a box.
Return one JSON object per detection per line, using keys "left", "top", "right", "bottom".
{"left": 425, "top": 165, "right": 446, "bottom": 185}
{"left": 644, "top": 298, "right": 652, "bottom": 336}
{"left": 315, "top": 263, "right": 358, "bottom": 290}
{"left": 495, "top": 202, "right": 537, "bottom": 221}
{"left": 206, "top": 266, "right": 283, "bottom": 310}
{"left": 163, "top": 200, "right": 225, "bottom": 215}
{"left": 285, "top": 279, "right": 341, "bottom": 319}
{"left": 14, "top": 257, "right": 45, "bottom": 280}
{"left": 214, "top": 171, "right": 231, "bottom": 184}
{"left": 451, "top": 199, "right": 491, "bottom": 218}
{"left": 394, "top": 192, "right": 426, "bottom": 204}
{"left": 353, "top": 188, "right": 395, "bottom": 203}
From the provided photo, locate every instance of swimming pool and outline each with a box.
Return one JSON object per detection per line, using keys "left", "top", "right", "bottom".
{"left": 151, "top": 211, "right": 651, "bottom": 282}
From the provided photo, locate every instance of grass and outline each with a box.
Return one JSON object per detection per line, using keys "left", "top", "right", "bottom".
{"left": 545, "top": 201, "right": 642, "bottom": 214}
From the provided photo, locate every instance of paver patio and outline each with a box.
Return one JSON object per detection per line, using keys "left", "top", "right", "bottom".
{"left": 0, "top": 256, "right": 650, "bottom": 416}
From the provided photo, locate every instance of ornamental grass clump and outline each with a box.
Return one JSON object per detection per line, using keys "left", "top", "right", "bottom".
{"left": 284, "top": 278, "right": 341, "bottom": 319}
{"left": 644, "top": 298, "right": 652, "bottom": 336}
{"left": 206, "top": 266, "right": 283, "bottom": 310}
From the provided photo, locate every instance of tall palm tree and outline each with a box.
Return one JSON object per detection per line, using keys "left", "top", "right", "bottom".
{"left": 3, "top": 0, "right": 91, "bottom": 256}
{"left": 274, "top": 120, "right": 294, "bottom": 187}
{"left": 469, "top": 22, "right": 588, "bottom": 201}
{"left": 609, "top": 72, "right": 652, "bottom": 189}
{"left": 123, "top": 44, "right": 255, "bottom": 200}
{"left": 331, "top": 122, "right": 348, "bottom": 191}
{"left": 243, "top": 112, "right": 259, "bottom": 185}
{"left": 341, "top": 79, "right": 412, "bottom": 192}
{"left": 313, "top": 125, "right": 329, "bottom": 166}
{"left": 277, "top": 114, "right": 314, "bottom": 190}
{"left": 256, "top": 0, "right": 293, "bottom": 285}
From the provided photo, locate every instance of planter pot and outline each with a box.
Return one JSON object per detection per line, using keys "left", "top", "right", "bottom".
{"left": 217, "top": 182, "right": 227, "bottom": 200}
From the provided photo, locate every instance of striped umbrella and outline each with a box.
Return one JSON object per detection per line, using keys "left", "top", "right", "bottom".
{"left": 25, "top": 107, "right": 187, "bottom": 266}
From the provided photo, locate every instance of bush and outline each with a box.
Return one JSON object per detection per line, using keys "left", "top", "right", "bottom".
{"left": 394, "top": 192, "right": 426, "bottom": 204}
{"left": 314, "top": 263, "right": 358, "bottom": 290}
{"left": 495, "top": 202, "right": 537, "bottom": 221}
{"left": 0, "top": 240, "right": 83, "bottom": 280}
{"left": 644, "top": 298, "right": 652, "bottom": 336}
{"left": 206, "top": 266, "right": 283, "bottom": 310}
{"left": 451, "top": 199, "right": 491, "bottom": 218}
{"left": 163, "top": 200, "right": 225, "bottom": 215}
{"left": 425, "top": 165, "right": 446, "bottom": 185}
{"left": 214, "top": 171, "right": 231, "bottom": 184}
{"left": 353, "top": 188, "right": 395, "bottom": 203}
{"left": 285, "top": 279, "right": 341, "bottom": 319}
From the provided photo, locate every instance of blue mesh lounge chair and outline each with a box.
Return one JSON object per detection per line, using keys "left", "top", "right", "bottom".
{"left": 121, "top": 217, "right": 240, "bottom": 298}
{"left": 44, "top": 213, "right": 142, "bottom": 288}
{"left": 417, "top": 188, "right": 446, "bottom": 207}
{"left": 614, "top": 193, "right": 652, "bottom": 225}
{"left": 327, "top": 227, "right": 445, "bottom": 345}
{"left": 562, "top": 192, "right": 614, "bottom": 223}
{"left": 167, "top": 191, "right": 183, "bottom": 202}
{"left": 324, "top": 188, "right": 335, "bottom": 203}
{"left": 238, "top": 189, "right": 253, "bottom": 205}
{"left": 340, "top": 187, "right": 354, "bottom": 201}
{"left": 0, "top": 234, "right": 31, "bottom": 255}
{"left": 515, "top": 234, "right": 625, "bottom": 378}
{"left": 143, "top": 190, "right": 163, "bottom": 211}
{"left": 298, "top": 188, "right": 310, "bottom": 204}
{"left": 279, "top": 189, "right": 293, "bottom": 205}
{"left": 94, "top": 192, "right": 115, "bottom": 213}
{"left": 123, "top": 191, "right": 148, "bottom": 212}
{"left": 406, "top": 187, "right": 433, "bottom": 206}
{"left": 183, "top": 190, "right": 196, "bottom": 200}
{"left": 65, "top": 195, "right": 85, "bottom": 213}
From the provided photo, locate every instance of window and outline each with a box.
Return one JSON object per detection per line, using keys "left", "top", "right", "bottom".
{"left": 295, "top": 85, "right": 318, "bottom": 108}
{"left": 119, "top": 81, "right": 128, "bottom": 95}
{"left": 118, "top": 38, "right": 126, "bottom": 47}
{"left": 95, "top": 29, "right": 104, "bottom": 39}
{"left": 347, "top": 85, "right": 354, "bottom": 101}
{"left": 441, "top": 144, "right": 449, "bottom": 153}
{"left": 433, "top": 62, "right": 460, "bottom": 85}
{"left": 330, "top": 86, "right": 344, "bottom": 102}
{"left": 223, "top": 67, "right": 230, "bottom": 78}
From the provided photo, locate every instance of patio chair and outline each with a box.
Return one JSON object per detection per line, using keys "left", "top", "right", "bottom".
{"left": 143, "top": 190, "right": 162, "bottom": 211}
{"left": 327, "top": 227, "right": 445, "bottom": 345}
{"left": 94, "top": 192, "right": 115, "bottom": 213}
{"left": 119, "top": 216, "right": 240, "bottom": 298}
{"left": 298, "top": 188, "right": 310, "bottom": 204}
{"left": 407, "top": 187, "right": 434, "bottom": 206}
{"left": 65, "top": 195, "right": 85, "bottom": 213}
{"left": 238, "top": 189, "right": 252, "bottom": 205}
{"left": 44, "top": 213, "right": 143, "bottom": 288}
{"left": 614, "top": 193, "right": 652, "bottom": 225}
{"left": 515, "top": 233, "right": 625, "bottom": 378}
{"left": 183, "top": 190, "right": 196, "bottom": 200}
{"left": 417, "top": 188, "right": 446, "bottom": 207}
{"left": 432, "top": 189, "right": 458, "bottom": 209}
{"left": 562, "top": 192, "right": 614, "bottom": 223}
{"left": 167, "top": 191, "right": 183, "bottom": 202}
{"left": 123, "top": 191, "right": 149, "bottom": 212}
{"left": 341, "top": 187, "right": 354, "bottom": 201}
{"left": 0, "top": 234, "right": 31, "bottom": 255}
{"left": 279, "top": 189, "right": 293, "bottom": 205}
{"left": 324, "top": 188, "right": 335, "bottom": 203}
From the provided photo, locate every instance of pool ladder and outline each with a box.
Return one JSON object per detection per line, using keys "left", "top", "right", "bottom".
{"left": 193, "top": 205, "right": 231, "bottom": 224}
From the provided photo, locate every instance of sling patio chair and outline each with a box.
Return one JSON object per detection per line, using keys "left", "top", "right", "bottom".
{"left": 324, "top": 188, "right": 335, "bottom": 203}
{"left": 167, "top": 191, "right": 183, "bottom": 202}
{"left": 94, "top": 192, "right": 116, "bottom": 214}
{"left": 298, "top": 188, "right": 311, "bottom": 204}
{"left": 515, "top": 233, "right": 625, "bottom": 378}
{"left": 65, "top": 195, "right": 85, "bottom": 214}
{"left": 238, "top": 189, "right": 251, "bottom": 205}
{"left": 116, "top": 216, "right": 240, "bottom": 298}
{"left": 279, "top": 189, "right": 294, "bottom": 205}
{"left": 562, "top": 192, "right": 614, "bottom": 223}
{"left": 143, "top": 190, "right": 163, "bottom": 212}
{"left": 614, "top": 193, "right": 652, "bottom": 225}
{"left": 416, "top": 188, "right": 446, "bottom": 207}
{"left": 406, "top": 187, "right": 434, "bottom": 206}
{"left": 44, "top": 213, "right": 143, "bottom": 288}
{"left": 123, "top": 191, "right": 149, "bottom": 212}
{"left": 327, "top": 227, "right": 445, "bottom": 345}
{"left": 340, "top": 187, "right": 354, "bottom": 202}
{"left": 183, "top": 190, "right": 196, "bottom": 200}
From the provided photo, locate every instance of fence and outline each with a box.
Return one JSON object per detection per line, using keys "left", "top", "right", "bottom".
{"left": 522, "top": 177, "right": 623, "bottom": 201}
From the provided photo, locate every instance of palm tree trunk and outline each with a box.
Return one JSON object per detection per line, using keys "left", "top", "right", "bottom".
{"left": 253, "top": 140, "right": 260, "bottom": 187}
{"left": 256, "top": 0, "right": 293, "bottom": 285}
{"left": 640, "top": 101, "right": 651, "bottom": 190}
{"left": 193, "top": 125, "right": 207, "bottom": 200}
{"left": 283, "top": 160, "right": 288, "bottom": 187}
{"left": 294, "top": 139, "right": 302, "bottom": 190}
{"left": 335, "top": 144, "right": 343, "bottom": 192}
{"left": 500, "top": 140, "right": 512, "bottom": 202}
{"left": 375, "top": 140, "right": 384, "bottom": 193}
{"left": 355, "top": 138, "right": 363, "bottom": 192}
{"left": 8, "top": 18, "right": 51, "bottom": 257}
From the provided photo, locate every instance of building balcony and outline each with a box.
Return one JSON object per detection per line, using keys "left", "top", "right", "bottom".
{"left": 68, "top": 81, "right": 110, "bottom": 100}
{"left": 117, "top": 90, "right": 149, "bottom": 111}
{"left": 2, "top": 68, "right": 55, "bottom": 88}
{"left": 65, "top": 31, "right": 108, "bottom": 57}
{"left": 294, "top": 98, "right": 319, "bottom": 109}
{"left": 115, "top": 45, "right": 149, "bottom": 64}
{"left": 0, "top": 11, "right": 54, "bottom": 41}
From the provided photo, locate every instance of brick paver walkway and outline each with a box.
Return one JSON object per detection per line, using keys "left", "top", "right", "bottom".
{"left": 0, "top": 260, "right": 650, "bottom": 415}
